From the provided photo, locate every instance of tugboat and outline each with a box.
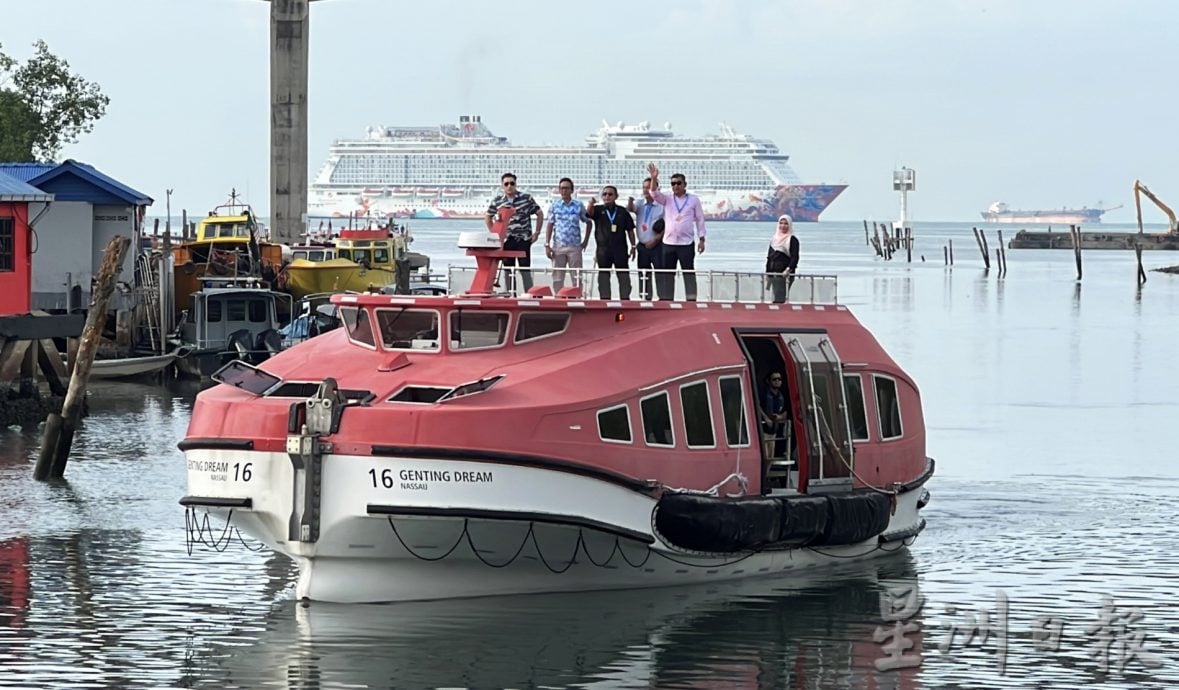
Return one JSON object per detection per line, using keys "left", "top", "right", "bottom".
{"left": 180, "top": 209, "right": 934, "bottom": 603}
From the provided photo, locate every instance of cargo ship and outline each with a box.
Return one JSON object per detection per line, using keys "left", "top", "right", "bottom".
{"left": 309, "top": 115, "right": 846, "bottom": 222}
{"left": 981, "top": 201, "right": 1117, "bottom": 225}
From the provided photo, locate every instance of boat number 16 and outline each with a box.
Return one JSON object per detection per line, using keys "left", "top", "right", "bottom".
{"left": 233, "top": 462, "right": 253, "bottom": 482}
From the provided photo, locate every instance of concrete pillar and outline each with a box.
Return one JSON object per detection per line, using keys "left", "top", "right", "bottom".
{"left": 270, "top": 0, "right": 310, "bottom": 244}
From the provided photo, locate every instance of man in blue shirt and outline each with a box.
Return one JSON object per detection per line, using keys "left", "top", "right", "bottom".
{"left": 628, "top": 177, "right": 665, "bottom": 300}
{"left": 544, "top": 177, "right": 591, "bottom": 292}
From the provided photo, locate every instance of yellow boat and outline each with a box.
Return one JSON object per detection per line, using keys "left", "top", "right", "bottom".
{"left": 172, "top": 192, "right": 283, "bottom": 314}
{"left": 282, "top": 226, "right": 409, "bottom": 300}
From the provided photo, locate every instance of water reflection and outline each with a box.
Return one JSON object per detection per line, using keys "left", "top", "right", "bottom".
{"left": 199, "top": 554, "right": 922, "bottom": 690}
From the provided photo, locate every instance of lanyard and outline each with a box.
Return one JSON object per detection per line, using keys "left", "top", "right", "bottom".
{"left": 674, "top": 195, "right": 689, "bottom": 215}
{"left": 605, "top": 207, "right": 617, "bottom": 224}
{"left": 643, "top": 203, "right": 654, "bottom": 226}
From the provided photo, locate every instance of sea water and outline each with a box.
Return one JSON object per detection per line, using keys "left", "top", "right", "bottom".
{"left": 1, "top": 220, "right": 1177, "bottom": 688}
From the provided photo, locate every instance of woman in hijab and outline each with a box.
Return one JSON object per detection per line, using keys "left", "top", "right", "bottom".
{"left": 764, "top": 214, "right": 800, "bottom": 303}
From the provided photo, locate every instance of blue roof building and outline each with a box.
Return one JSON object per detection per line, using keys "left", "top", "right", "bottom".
{"left": 0, "top": 160, "right": 153, "bottom": 311}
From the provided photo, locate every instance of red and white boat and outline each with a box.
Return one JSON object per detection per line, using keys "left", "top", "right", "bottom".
{"left": 180, "top": 210, "right": 934, "bottom": 603}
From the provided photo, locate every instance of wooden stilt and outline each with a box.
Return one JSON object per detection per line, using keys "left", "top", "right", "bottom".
{"left": 34, "top": 236, "right": 132, "bottom": 481}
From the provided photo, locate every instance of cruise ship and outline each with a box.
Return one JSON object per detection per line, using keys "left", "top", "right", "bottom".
{"left": 309, "top": 115, "right": 846, "bottom": 222}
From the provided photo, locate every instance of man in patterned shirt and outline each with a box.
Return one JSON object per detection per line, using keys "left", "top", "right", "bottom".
{"left": 485, "top": 172, "right": 544, "bottom": 292}
{"left": 544, "top": 177, "right": 591, "bottom": 292}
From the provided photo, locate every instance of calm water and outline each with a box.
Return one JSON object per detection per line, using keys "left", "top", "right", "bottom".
{"left": 2, "top": 220, "right": 1178, "bottom": 689}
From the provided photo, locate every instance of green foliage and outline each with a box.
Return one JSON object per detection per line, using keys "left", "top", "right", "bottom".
{"left": 0, "top": 40, "right": 110, "bottom": 162}
{"left": 0, "top": 90, "right": 39, "bottom": 161}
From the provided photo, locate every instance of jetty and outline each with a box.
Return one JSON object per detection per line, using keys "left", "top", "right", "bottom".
{"left": 1007, "top": 229, "right": 1179, "bottom": 250}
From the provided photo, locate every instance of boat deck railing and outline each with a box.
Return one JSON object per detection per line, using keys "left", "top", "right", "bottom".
{"left": 446, "top": 267, "right": 838, "bottom": 305}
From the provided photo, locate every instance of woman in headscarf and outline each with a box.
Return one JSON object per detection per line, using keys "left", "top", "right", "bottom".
{"left": 764, "top": 214, "right": 800, "bottom": 303}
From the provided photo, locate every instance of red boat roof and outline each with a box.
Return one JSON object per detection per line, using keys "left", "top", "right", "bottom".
{"left": 338, "top": 229, "right": 391, "bottom": 240}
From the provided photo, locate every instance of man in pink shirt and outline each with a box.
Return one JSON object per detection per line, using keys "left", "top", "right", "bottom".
{"left": 647, "top": 162, "right": 706, "bottom": 300}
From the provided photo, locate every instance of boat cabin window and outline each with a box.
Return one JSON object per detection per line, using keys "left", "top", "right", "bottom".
{"left": 873, "top": 375, "right": 904, "bottom": 440}
{"left": 339, "top": 306, "right": 376, "bottom": 348}
{"left": 680, "top": 381, "right": 716, "bottom": 449}
{"left": 376, "top": 308, "right": 440, "bottom": 351}
{"left": 227, "top": 299, "right": 247, "bottom": 322}
{"left": 449, "top": 311, "right": 509, "bottom": 350}
{"left": 718, "top": 376, "right": 751, "bottom": 447}
{"left": 293, "top": 250, "right": 307, "bottom": 261}
{"left": 206, "top": 300, "right": 222, "bottom": 323}
{"left": 373, "top": 246, "right": 390, "bottom": 264}
{"left": 640, "top": 392, "right": 674, "bottom": 447}
{"left": 597, "top": 404, "right": 632, "bottom": 444}
{"left": 514, "top": 312, "right": 570, "bottom": 343}
{"left": 248, "top": 300, "right": 268, "bottom": 323}
{"left": 211, "top": 222, "right": 250, "bottom": 238}
{"left": 843, "top": 374, "right": 870, "bottom": 442}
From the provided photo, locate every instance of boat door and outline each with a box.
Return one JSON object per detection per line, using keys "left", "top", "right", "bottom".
{"left": 781, "top": 332, "right": 856, "bottom": 490}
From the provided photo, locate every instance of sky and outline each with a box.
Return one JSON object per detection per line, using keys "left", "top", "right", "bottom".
{"left": 2, "top": 0, "right": 1176, "bottom": 223}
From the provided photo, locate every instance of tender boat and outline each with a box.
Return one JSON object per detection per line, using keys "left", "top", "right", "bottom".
{"left": 180, "top": 210, "right": 933, "bottom": 603}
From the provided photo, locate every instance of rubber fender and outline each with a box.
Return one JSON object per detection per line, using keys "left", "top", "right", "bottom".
{"left": 778, "top": 495, "right": 830, "bottom": 545}
{"left": 811, "top": 492, "right": 893, "bottom": 546}
{"left": 655, "top": 493, "right": 783, "bottom": 553}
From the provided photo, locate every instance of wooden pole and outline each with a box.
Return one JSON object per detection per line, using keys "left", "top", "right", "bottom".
{"left": 1136, "top": 243, "right": 1146, "bottom": 285}
{"left": 181, "top": 209, "right": 189, "bottom": 240}
{"left": 1071, "top": 225, "right": 1083, "bottom": 281}
{"left": 944, "top": 246, "right": 948, "bottom": 265}
{"left": 949, "top": 238, "right": 954, "bottom": 266}
{"left": 996, "top": 230, "right": 1006, "bottom": 275}
{"left": 863, "top": 219, "right": 870, "bottom": 246}
{"left": 34, "top": 235, "right": 132, "bottom": 481}
{"left": 973, "top": 227, "right": 990, "bottom": 269}
{"left": 905, "top": 227, "right": 912, "bottom": 263}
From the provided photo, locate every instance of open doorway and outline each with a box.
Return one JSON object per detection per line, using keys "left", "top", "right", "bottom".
{"left": 738, "top": 331, "right": 857, "bottom": 494}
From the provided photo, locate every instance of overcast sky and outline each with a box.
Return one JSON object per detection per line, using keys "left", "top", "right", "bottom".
{"left": 3, "top": 0, "right": 1176, "bottom": 222}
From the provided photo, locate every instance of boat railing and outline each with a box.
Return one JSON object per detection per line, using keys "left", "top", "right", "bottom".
{"left": 446, "top": 267, "right": 838, "bottom": 305}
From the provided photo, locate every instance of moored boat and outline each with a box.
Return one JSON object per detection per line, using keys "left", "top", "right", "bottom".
{"left": 180, "top": 211, "right": 933, "bottom": 603}
{"left": 281, "top": 223, "right": 410, "bottom": 300}
{"left": 172, "top": 191, "right": 283, "bottom": 314}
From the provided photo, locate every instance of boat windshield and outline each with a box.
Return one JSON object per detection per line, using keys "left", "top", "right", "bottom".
{"left": 375, "top": 308, "right": 440, "bottom": 351}
{"left": 207, "top": 222, "right": 251, "bottom": 239}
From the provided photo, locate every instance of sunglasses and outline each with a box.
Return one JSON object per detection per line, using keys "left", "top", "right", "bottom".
{"left": 671, "top": 180, "right": 685, "bottom": 186}
{"left": 503, "top": 181, "right": 517, "bottom": 187}
{"left": 602, "top": 192, "right": 616, "bottom": 197}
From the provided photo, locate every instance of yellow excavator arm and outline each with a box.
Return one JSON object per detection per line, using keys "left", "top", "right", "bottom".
{"left": 1133, "top": 180, "right": 1179, "bottom": 234}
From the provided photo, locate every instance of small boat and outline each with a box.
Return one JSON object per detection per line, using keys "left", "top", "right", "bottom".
{"left": 441, "top": 188, "right": 465, "bottom": 198}
{"left": 281, "top": 223, "right": 419, "bottom": 300}
{"left": 171, "top": 190, "right": 283, "bottom": 315}
{"left": 170, "top": 276, "right": 291, "bottom": 379}
{"left": 90, "top": 353, "right": 179, "bottom": 380}
{"left": 179, "top": 210, "right": 933, "bottom": 602}
{"left": 415, "top": 188, "right": 440, "bottom": 197}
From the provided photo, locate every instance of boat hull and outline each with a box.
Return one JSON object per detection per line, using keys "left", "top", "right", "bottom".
{"left": 183, "top": 449, "right": 929, "bottom": 603}
{"left": 283, "top": 259, "right": 398, "bottom": 300}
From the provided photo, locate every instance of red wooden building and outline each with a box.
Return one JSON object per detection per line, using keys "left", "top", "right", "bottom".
{"left": 0, "top": 171, "right": 53, "bottom": 316}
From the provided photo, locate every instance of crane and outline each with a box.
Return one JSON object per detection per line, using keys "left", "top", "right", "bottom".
{"left": 1133, "top": 180, "right": 1178, "bottom": 234}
